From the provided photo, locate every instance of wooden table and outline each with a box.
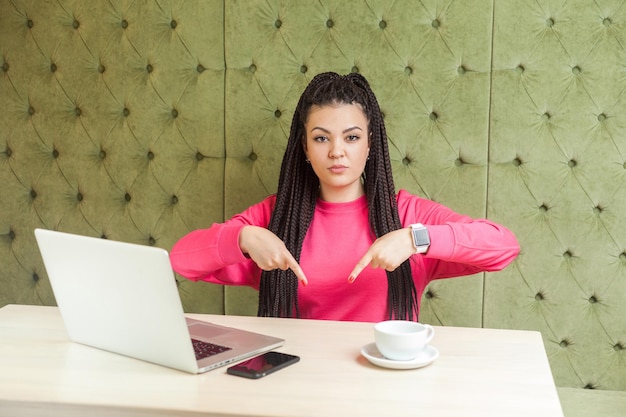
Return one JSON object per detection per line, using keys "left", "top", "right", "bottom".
{"left": 0, "top": 304, "right": 563, "bottom": 417}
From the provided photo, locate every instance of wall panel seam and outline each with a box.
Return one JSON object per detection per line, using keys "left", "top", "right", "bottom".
{"left": 482, "top": 0, "right": 498, "bottom": 328}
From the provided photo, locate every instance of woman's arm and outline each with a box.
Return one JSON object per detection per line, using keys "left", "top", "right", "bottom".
{"left": 397, "top": 189, "right": 520, "bottom": 278}
{"left": 169, "top": 196, "right": 276, "bottom": 287}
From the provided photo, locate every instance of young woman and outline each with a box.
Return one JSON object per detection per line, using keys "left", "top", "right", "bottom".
{"left": 170, "top": 72, "right": 519, "bottom": 322}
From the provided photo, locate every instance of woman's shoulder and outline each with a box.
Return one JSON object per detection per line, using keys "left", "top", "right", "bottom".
{"left": 395, "top": 189, "right": 446, "bottom": 217}
{"left": 230, "top": 194, "right": 277, "bottom": 224}
{"left": 396, "top": 189, "right": 431, "bottom": 205}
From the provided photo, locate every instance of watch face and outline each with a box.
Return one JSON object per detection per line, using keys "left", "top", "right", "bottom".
{"left": 412, "top": 228, "right": 430, "bottom": 246}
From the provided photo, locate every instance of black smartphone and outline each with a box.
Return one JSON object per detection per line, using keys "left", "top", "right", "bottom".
{"left": 226, "top": 351, "right": 300, "bottom": 379}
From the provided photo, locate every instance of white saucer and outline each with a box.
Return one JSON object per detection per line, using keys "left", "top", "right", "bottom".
{"left": 360, "top": 343, "right": 439, "bottom": 370}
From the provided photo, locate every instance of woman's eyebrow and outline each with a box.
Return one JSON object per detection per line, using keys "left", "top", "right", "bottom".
{"left": 309, "top": 126, "right": 364, "bottom": 134}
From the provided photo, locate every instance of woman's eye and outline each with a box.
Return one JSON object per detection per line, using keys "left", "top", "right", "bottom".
{"left": 314, "top": 136, "right": 328, "bottom": 142}
{"left": 346, "top": 135, "right": 359, "bottom": 142}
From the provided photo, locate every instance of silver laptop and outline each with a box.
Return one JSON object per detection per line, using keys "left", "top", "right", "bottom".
{"left": 34, "top": 228, "right": 284, "bottom": 374}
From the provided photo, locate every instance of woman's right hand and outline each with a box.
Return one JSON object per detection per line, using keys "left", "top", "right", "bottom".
{"left": 239, "top": 226, "right": 308, "bottom": 287}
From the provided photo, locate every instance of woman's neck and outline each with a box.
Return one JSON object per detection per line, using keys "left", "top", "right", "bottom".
{"left": 318, "top": 183, "right": 365, "bottom": 203}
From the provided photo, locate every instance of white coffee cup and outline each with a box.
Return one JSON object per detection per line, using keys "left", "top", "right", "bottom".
{"left": 374, "top": 320, "right": 434, "bottom": 361}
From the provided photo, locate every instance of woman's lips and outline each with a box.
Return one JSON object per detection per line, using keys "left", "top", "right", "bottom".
{"left": 329, "top": 165, "right": 347, "bottom": 174}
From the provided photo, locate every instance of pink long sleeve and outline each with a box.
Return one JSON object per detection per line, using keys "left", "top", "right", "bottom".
{"left": 396, "top": 189, "right": 519, "bottom": 280}
{"left": 170, "top": 196, "right": 276, "bottom": 288}
{"left": 170, "top": 190, "right": 519, "bottom": 322}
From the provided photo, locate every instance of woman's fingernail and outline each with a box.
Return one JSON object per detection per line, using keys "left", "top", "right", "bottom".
{"left": 348, "top": 275, "right": 355, "bottom": 284}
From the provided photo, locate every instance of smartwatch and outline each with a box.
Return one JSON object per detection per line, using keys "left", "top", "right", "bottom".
{"left": 410, "top": 223, "right": 430, "bottom": 254}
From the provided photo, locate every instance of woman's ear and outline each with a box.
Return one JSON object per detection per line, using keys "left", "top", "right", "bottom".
{"left": 301, "top": 136, "right": 308, "bottom": 155}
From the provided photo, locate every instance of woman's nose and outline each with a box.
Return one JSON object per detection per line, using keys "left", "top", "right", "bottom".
{"left": 328, "top": 139, "right": 345, "bottom": 158}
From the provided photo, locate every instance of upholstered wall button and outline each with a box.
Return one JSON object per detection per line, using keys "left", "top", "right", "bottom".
{"left": 32, "top": 273, "right": 39, "bottom": 282}
{"left": 535, "top": 292, "right": 544, "bottom": 301}
{"left": 1, "top": 62, "right": 8, "bottom": 72}
{"left": 572, "top": 66, "right": 581, "bottom": 75}
{"left": 274, "top": 19, "right": 282, "bottom": 29}
{"left": 50, "top": 63, "right": 57, "bottom": 72}
{"left": 429, "top": 111, "right": 438, "bottom": 121}
{"left": 431, "top": 19, "right": 440, "bottom": 28}
{"left": 546, "top": 18, "right": 555, "bottom": 27}
{"left": 351, "top": 66, "right": 359, "bottom": 73}
{"left": 26, "top": 19, "right": 33, "bottom": 28}
{"left": 123, "top": 108, "right": 130, "bottom": 117}
{"left": 146, "top": 64, "right": 153, "bottom": 73}
{"left": 326, "top": 19, "right": 334, "bottom": 28}
{"left": 457, "top": 65, "right": 466, "bottom": 75}
{"left": 121, "top": 19, "right": 128, "bottom": 29}
{"left": 170, "top": 20, "right": 177, "bottom": 29}
{"left": 72, "top": 20, "right": 80, "bottom": 29}
{"left": 515, "top": 64, "right": 525, "bottom": 74}
{"left": 379, "top": 20, "right": 387, "bottom": 29}
{"left": 171, "top": 109, "right": 179, "bottom": 118}
{"left": 300, "top": 65, "right": 308, "bottom": 73}
{"left": 98, "top": 65, "right": 105, "bottom": 74}
{"left": 598, "top": 113, "right": 606, "bottom": 122}
{"left": 197, "top": 64, "right": 205, "bottom": 73}
{"left": 195, "top": 152, "right": 204, "bottom": 161}
{"left": 28, "top": 106, "right": 35, "bottom": 116}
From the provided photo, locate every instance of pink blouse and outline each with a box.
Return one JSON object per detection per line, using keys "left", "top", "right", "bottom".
{"left": 170, "top": 190, "right": 519, "bottom": 322}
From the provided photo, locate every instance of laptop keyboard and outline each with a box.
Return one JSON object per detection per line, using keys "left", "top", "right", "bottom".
{"left": 191, "top": 338, "right": 232, "bottom": 360}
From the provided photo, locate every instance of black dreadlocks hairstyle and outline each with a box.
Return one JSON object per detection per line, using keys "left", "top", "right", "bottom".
{"left": 257, "top": 72, "right": 418, "bottom": 321}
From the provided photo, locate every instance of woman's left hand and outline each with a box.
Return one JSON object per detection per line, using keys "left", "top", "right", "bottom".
{"left": 347, "top": 228, "right": 415, "bottom": 283}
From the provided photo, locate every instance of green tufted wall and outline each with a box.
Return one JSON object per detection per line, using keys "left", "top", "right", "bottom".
{"left": 487, "top": 0, "right": 626, "bottom": 393}
{"left": 1, "top": 0, "right": 625, "bottom": 403}
{"left": 0, "top": 0, "right": 227, "bottom": 313}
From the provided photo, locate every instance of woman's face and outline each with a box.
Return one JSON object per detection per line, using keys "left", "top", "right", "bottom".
{"left": 303, "top": 103, "right": 370, "bottom": 203}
